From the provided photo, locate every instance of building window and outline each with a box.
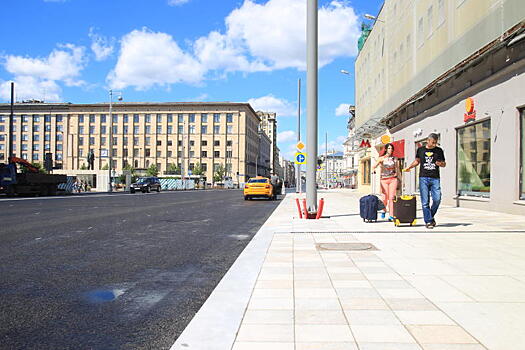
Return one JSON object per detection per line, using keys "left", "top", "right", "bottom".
{"left": 79, "top": 126, "right": 84, "bottom": 134}
{"left": 57, "top": 144, "right": 63, "bottom": 151}
{"left": 157, "top": 114, "right": 162, "bottom": 123}
{"left": 134, "top": 148, "right": 139, "bottom": 157}
{"left": 134, "top": 126, "right": 140, "bottom": 134}
{"left": 189, "top": 151, "right": 195, "bottom": 158}
{"left": 145, "top": 114, "right": 151, "bottom": 123}
{"left": 123, "top": 114, "right": 129, "bottom": 123}
{"left": 112, "top": 115, "right": 118, "bottom": 123}
{"left": 362, "top": 159, "right": 371, "bottom": 185}
{"left": 227, "top": 140, "right": 232, "bottom": 147}
{"left": 22, "top": 125, "right": 29, "bottom": 132}
{"left": 57, "top": 134, "right": 63, "bottom": 141}
{"left": 78, "top": 114, "right": 84, "bottom": 123}
{"left": 214, "top": 140, "right": 220, "bottom": 146}
{"left": 79, "top": 137, "right": 84, "bottom": 145}
{"left": 112, "top": 126, "right": 118, "bottom": 134}
{"left": 178, "top": 114, "right": 184, "bottom": 123}
{"left": 201, "top": 126, "right": 207, "bottom": 134}
{"left": 214, "top": 151, "right": 220, "bottom": 158}
{"left": 45, "top": 115, "right": 51, "bottom": 123}
{"left": 34, "top": 125, "right": 40, "bottom": 132}
{"left": 167, "top": 140, "right": 173, "bottom": 146}
{"left": 134, "top": 114, "right": 139, "bottom": 123}
{"left": 101, "top": 137, "right": 106, "bottom": 146}
{"left": 22, "top": 134, "right": 29, "bottom": 141}
{"left": 145, "top": 125, "right": 151, "bottom": 134}
{"left": 157, "top": 140, "right": 162, "bottom": 146}
{"left": 167, "top": 114, "right": 173, "bottom": 123}
{"left": 457, "top": 120, "right": 491, "bottom": 197}
{"left": 214, "top": 126, "right": 220, "bottom": 134}
{"left": 227, "top": 125, "right": 233, "bottom": 134}
{"left": 201, "top": 151, "right": 208, "bottom": 158}
{"left": 167, "top": 126, "right": 173, "bottom": 134}
{"left": 123, "top": 125, "right": 129, "bottom": 134}
{"left": 190, "top": 140, "right": 195, "bottom": 147}
{"left": 202, "top": 140, "right": 207, "bottom": 146}
{"left": 202, "top": 163, "right": 207, "bottom": 172}
{"left": 178, "top": 125, "right": 184, "bottom": 133}
{"left": 89, "top": 126, "right": 95, "bottom": 134}
{"left": 56, "top": 115, "right": 63, "bottom": 122}
{"left": 189, "top": 125, "right": 195, "bottom": 134}
{"left": 213, "top": 113, "right": 220, "bottom": 123}
{"left": 123, "top": 136, "right": 128, "bottom": 144}
{"left": 189, "top": 114, "right": 195, "bottom": 123}
{"left": 134, "top": 137, "right": 139, "bottom": 146}
{"left": 520, "top": 109, "right": 525, "bottom": 199}
{"left": 201, "top": 113, "right": 208, "bottom": 123}
{"left": 33, "top": 144, "right": 40, "bottom": 151}
{"left": 112, "top": 137, "right": 118, "bottom": 146}
{"left": 100, "top": 114, "right": 106, "bottom": 123}
{"left": 89, "top": 137, "right": 95, "bottom": 145}
{"left": 101, "top": 126, "right": 106, "bottom": 134}
{"left": 157, "top": 150, "right": 161, "bottom": 157}
{"left": 145, "top": 149, "right": 151, "bottom": 157}
{"left": 226, "top": 150, "right": 232, "bottom": 158}
{"left": 89, "top": 114, "right": 95, "bottom": 123}
{"left": 145, "top": 137, "right": 151, "bottom": 146}
{"left": 157, "top": 125, "right": 162, "bottom": 134}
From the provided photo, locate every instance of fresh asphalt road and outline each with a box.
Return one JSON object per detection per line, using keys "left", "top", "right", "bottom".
{"left": 0, "top": 190, "right": 282, "bottom": 350}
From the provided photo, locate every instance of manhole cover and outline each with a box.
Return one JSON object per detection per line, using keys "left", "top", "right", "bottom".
{"left": 316, "top": 243, "right": 378, "bottom": 251}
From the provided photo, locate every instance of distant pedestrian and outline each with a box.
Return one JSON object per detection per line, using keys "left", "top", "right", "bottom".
{"left": 403, "top": 133, "right": 446, "bottom": 229}
{"left": 373, "top": 143, "right": 399, "bottom": 221}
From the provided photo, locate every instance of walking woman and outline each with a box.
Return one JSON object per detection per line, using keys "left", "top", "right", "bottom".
{"left": 373, "top": 143, "right": 399, "bottom": 220}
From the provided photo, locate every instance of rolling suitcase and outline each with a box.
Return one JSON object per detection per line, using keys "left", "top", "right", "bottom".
{"left": 393, "top": 171, "right": 417, "bottom": 227}
{"left": 359, "top": 195, "right": 379, "bottom": 222}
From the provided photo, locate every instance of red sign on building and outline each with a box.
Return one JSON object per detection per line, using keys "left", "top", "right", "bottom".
{"left": 464, "top": 97, "right": 476, "bottom": 123}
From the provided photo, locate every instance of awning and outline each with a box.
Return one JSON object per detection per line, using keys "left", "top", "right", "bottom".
{"left": 350, "top": 116, "right": 388, "bottom": 143}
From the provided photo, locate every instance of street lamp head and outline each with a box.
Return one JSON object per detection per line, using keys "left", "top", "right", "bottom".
{"left": 117, "top": 95, "right": 123, "bottom": 101}
{"left": 340, "top": 69, "right": 351, "bottom": 75}
{"left": 364, "top": 14, "right": 377, "bottom": 20}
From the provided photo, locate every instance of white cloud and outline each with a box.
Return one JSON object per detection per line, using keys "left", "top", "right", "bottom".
{"left": 248, "top": 94, "right": 296, "bottom": 117}
{"left": 335, "top": 103, "right": 351, "bottom": 117}
{"left": 277, "top": 130, "right": 297, "bottom": 143}
{"left": 168, "top": 0, "right": 190, "bottom": 6}
{"left": 0, "top": 44, "right": 86, "bottom": 102}
{"left": 107, "top": 28, "right": 205, "bottom": 90}
{"left": 89, "top": 28, "right": 115, "bottom": 61}
{"left": 221, "top": 0, "right": 360, "bottom": 70}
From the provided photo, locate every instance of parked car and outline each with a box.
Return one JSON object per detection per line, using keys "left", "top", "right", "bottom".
{"left": 130, "top": 177, "right": 161, "bottom": 193}
{"left": 244, "top": 176, "right": 274, "bottom": 200}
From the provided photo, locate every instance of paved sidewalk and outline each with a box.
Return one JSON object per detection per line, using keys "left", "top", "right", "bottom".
{"left": 172, "top": 189, "right": 525, "bottom": 350}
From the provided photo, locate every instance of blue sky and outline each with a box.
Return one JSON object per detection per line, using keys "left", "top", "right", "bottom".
{"left": 0, "top": 0, "right": 383, "bottom": 159}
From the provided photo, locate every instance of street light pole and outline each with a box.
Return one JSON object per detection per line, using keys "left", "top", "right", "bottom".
{"left": 297, "top": 78, "right": 302, "bottom": 193}
{"left": 306, "top": 0, "right": 318, "bottom": 212}
{"left": 108, "top": 89, "right": 122, "bottom": 193}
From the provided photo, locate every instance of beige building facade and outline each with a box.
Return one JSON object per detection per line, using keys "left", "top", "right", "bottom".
{"left": 0, "top": 102, "right": 263, "bottom": 185}
{"left": 257, "top": 111, "right": 281, "bottom": 174}
{"left": 354, "top": 0, "right": 525, "bottom": 214}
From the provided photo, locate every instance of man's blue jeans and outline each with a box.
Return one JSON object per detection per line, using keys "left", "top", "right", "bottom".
{"left": 419, "top": 177, "right": 441, "bottom": 224}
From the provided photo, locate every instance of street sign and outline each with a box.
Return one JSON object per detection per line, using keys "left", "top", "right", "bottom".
{"left": 188, "top": 170, "right": 193, "bottom": 175}
{"left": 296, "top": 141, "right": 305, "bottom": 151}
{"left": 295, "top": 152, "right": 307, "bottom": 164}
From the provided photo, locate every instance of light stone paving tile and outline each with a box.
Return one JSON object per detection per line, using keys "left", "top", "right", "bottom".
{"left": 294, "top": 267, "right": 327, "bottom": 274}
{"left": 344, "top": 310, "right": 402, "bottom": 325}
{"left": 370, "top": 280, "right": 413, "bottom": 289}
{"left": 403, "top": 276, "right": 474, "bottom": 302}
{"left": 294, "top": 273, "right": 332, "bottom": 281}
{"left": 247, "top": 297, "right": 294, "bottom": 310}
{"left": 359, "top": 343, "right": 423, "bottom": 350}
{"left": 294, "top": 279, "right": 333, "bottom": 288}
{"left": 242, "top": 310, "right": 294, "bottom": 324}
{"left": 386, "top": 298, "right": 439, "bottom": 311}
{"left": 236, "top": 324, "right": 294, "bottom": 342}
{"left": 377, "top": 288, "right": 425, "bottom": 299}
{"left": 263, "top": 262, "right": 293, "bottom": 267}
{"left": 255, "top": 280, "right": 293, "bottom": 289}
{"left": 330, "top": 273, "right": 367, "bottom": 281}
{"left": 295, "top": 288, "right": 338, "bottom": 298}
{"left": 296, "top": 342, "right": 358, "bottom": 350}
{"left": 406, "top": 325, "right": 478, "bottom": 344}
{"left": 332, "top": 280, "right": 373, "bottom": 289}
{"left": 295, "top": 298, "right": 343, "bottom": 310}
{"left": 366, "top": 273, "right": 404, "bottom": 281}
{"left": 350, "top": 325, "right": 417, "bottom": 343}
{"left": 394, "top": 310, "right": 456, "bottom": 325}
{"left": 340, "top": 298, "right": 390, "bottom": 310}
{"left": 295, "top": 325, "right": 355, "bottom": 342}
{"left": 257, "top": 273, "right": 293, "bottom": 281}
{"left": 421, "top": 345, "right": 487, "bottom": 350}
{"left": 260, "top": 267, "right": 293, "bottom": 274}
{"left": 326, "top": 267, "right": 362, "bottom": 274}
{"left": 336, "top": 288, "right": 381, "bottom": 298}
{"left": 324, "top": 261, "right": 358, "bottom": 268}
{"left": 359, "top": 266, "right": 396, "bottom": 274}
{"left": 251, "top": 288, "right": 294, "bottom": 299}
{"left": 354, "top": 261, "right": 390, "bottom": 267}
{"left": 295, "top": 309, "right": 348, "bottom": 325}
{"left": 232, "top": 342, "right": 295, "bottom": 350}
{"left": 439, "top": 276, "right": 525, "bottom": 302}
{"left": 295, "top": 261, "right": 329, "bottom": 267}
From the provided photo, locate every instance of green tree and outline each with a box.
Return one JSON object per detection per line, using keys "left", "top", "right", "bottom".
{"left": 192, "top": 163, "right": 204, "bottom": 176}
{"left": 166, "top": 163, "right": 181, "bottom": 175}
{"left": 213, "top": 164, "right": 225, "bottom": 183}
{"left": 119, "top": 164, "right": 136, "bottom": 184}
{"left": 147, "top": 164, "right": 159, "bottom": 176}
{"left": 80, "top": 163, "right": 88, "bottom": 170}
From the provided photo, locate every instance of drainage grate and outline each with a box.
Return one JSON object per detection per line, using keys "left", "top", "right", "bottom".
{"left": 316, "top": 243, "right": 379, "bottom": 251}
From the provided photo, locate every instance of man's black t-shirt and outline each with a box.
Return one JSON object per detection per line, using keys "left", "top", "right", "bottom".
{"left": 416, "top": 146, "right": 445, "bottom": 178}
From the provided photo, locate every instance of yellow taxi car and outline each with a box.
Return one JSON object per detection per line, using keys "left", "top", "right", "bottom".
{"left": 244, "top": 176, "right": 274, "bottom": 200}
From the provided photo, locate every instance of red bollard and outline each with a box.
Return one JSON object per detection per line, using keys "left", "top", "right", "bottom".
{"left": 295, "top": 198, "right": 303, "bottom": 219}
{"left": 302, "top": 199, "right": 308, "bottom": 219}
{"left": 315, "top": 198, "right": 325, "bottom": 219}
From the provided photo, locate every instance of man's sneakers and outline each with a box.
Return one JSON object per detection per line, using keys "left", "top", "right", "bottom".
{"left": 425, "top": 220, "right": 437, "bottom": 229}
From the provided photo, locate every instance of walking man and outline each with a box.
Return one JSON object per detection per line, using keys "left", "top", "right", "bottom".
{"left": 403, "top": 133, "right": 446, "bottom": 229}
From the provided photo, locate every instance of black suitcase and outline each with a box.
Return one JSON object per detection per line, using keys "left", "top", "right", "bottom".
{"left": 393, "top": 195, "right": 417, "bottom": 226}
{"left": 359, "top": 195, "right": 379, "bottom": 222}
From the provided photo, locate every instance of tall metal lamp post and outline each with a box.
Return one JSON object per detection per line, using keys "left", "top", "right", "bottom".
{"left": 108, "top": 89, "right": 122, "bottom": 193}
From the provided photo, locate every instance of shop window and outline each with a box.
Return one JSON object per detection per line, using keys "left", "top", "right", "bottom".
{"left": 520, "top": 109, "right": 525, "bottom": 199}
{"left": 457, "top": 120, "right": 491, "bottom": 197}
{"left": 362, "top": 159, "right": 371, "bottom": 185}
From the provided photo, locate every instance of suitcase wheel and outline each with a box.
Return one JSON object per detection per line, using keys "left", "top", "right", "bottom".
{"left": 410, "top": 219, "right": 417, "bottom": 226}
{"left": 394, "top": 219, "right": 400, "bottom": 227}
